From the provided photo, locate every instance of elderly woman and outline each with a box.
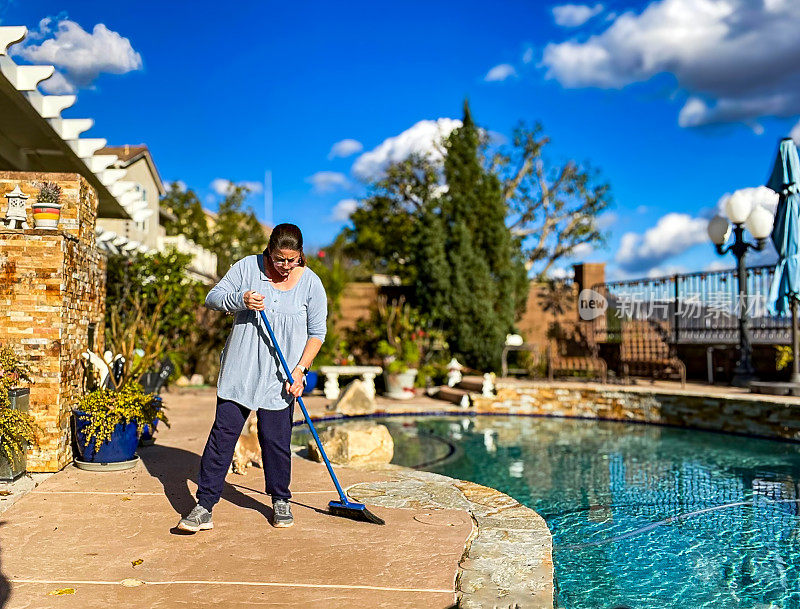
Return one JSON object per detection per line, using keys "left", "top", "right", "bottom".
{"left": 178, "top": 223, "right": 327, "bottom": 531}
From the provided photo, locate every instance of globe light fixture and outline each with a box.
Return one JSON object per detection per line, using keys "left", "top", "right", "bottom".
{"left": 744, "top": 204, "right": 774, "bottom": 240}
{"left": 725, "top": 190, "right": 753, "bottom": 225}
{"left": 707, "top": 214, "right": 731, "bottom": 245}
{"left": 708, "top": 192, "right": 775, "bottom": 386}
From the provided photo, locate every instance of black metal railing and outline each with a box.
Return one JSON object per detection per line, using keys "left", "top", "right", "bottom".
{"left": 592, "top": 265, "right": 790, "bottom": 345}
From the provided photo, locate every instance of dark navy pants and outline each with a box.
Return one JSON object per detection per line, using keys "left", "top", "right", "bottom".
{"left": 196, "top": 397, "right": 294, "bottom": 511}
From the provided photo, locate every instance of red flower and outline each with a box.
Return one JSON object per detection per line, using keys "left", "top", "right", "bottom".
{"left": 318, "top": 251, "right": 326, "bottom": 258}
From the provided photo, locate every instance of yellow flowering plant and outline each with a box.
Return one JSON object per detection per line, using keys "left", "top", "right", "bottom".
{"left": 74, "top": 381, "right": 169, "bottom": 449}
{"left": 0, "top": 345, "right": 37, "bottom": 460}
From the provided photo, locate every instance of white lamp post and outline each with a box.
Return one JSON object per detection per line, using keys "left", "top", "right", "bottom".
{"left": 707, "top": 196, "right": 774, "bottom": 386}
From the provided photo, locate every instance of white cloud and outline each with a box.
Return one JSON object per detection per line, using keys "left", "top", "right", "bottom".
{"left": 328, "top": 139, "right": 363, "bottom": 159}
{"left": 171, "top": 180, "right": 187, "bottom": 193}
{"left": 522, "top": 47, "right": 535, "bottom": 64}
{"left": 646, "top": 264, "right": 687, "bottom": 278}
{"left": 548, "top": 267, "right": 576, "bottom": 280}
{"left": 541, "top": 0, "right": 800, "bottom": 127}
{"left": 307, "top": 171, "right": 350, "bottom": 193}
{"left": 210, "top": 179, "right": 263, "bottom": 196}
{"left": 40, "top": 70, "right": 74, "bottom": 94}
{"left": 636, "top": 205, "right": 649, "bottom": 214}
{"left": 704, "top": 259, "right": 733, "bottom": 272}
{"left": 596, "top": 211, "right": 618, "bottom": 229}
{"left": 488, "top": 131, "right": 509, "bottom": 146}
{"left": 331, "top": 198, "right": 358, "bottom": 221}
{"left": 615, "top": 212, "right": 710, "bottom": 273}
{"left": 552, "top": 4, "right": 605, "bottom": 27}
{"left": 485, "top": 64, "right": 517, "bottom": 82}
{"left": 238, "top": 180, "right": 264, "bottom": 195}
{"left": 17, "top": 20, "right": 142, "bottom": 92}
{"left": 352, "top": 118, "right": 461, "bottom": 181}
{"left": 210, "top": 179, "right": 232, "bottom": 196}
{"left": 571, "top": 242, "right": 595, "bottom": 258}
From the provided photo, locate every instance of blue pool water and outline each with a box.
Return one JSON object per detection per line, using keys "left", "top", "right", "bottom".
{"left": 296, "top": 415, "right": 800, "bottom": 608}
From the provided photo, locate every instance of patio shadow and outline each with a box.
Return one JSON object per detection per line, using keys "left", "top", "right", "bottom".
{"left": 137, "top": 444, "right": 273, "bottom": 532}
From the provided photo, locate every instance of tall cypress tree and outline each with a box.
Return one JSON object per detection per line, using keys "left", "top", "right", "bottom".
{"left": 416, "top": 102, "right": 524, "bottom": 370}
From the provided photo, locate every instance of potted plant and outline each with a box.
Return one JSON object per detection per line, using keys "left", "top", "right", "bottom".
{"left": 32, "top": 181, "right": 62, "bottom": 229}
{"left": 74, "top": 292, "right": 171, "bottom": 469}
{"left": 372, "top": 298, "right": 449, "bottom": 399}
{"left": 73, "top": 381, "right": 167, "bottom": 469}
{"left": 0, "top": 345, "right": 36, "bottom": 480}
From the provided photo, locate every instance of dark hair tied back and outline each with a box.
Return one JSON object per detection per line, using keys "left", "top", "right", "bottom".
{"left": 267, "top": 223, "right": 305, "bottom": 266}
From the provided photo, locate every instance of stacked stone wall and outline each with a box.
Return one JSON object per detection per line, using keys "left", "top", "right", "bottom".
{"left": 0, "top": 173, "right": 105, "bottom": 471}
{"left": 475, "top": 381, "right": 800, "bottom": 442}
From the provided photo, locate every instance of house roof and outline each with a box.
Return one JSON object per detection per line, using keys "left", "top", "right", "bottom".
{"left": 0, "top": 26, "right": 133, "bottom": 219}
{"left": 97, "top": 144, "right": 166, "bottom": 196}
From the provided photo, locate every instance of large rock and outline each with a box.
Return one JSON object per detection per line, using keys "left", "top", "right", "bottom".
{"left": 333, "top": 379, "right": 376, "bottom": 415}
{"left": 307, "top": 422, "right": 393, "bottom": 465}
{"left": 175, "top": 375, "right": 191, "bottom": 387}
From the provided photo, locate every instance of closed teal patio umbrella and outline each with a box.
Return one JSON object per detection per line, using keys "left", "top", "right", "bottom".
{"left": 767, "top": 137, "right": 800, "bottom": 383}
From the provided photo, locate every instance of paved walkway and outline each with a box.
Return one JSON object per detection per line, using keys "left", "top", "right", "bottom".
{"left": 0, "top": 388, "right": 472, "bottom": 609}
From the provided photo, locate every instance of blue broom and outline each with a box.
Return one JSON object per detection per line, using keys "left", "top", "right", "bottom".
{"left": 258, "top": 309, "right": 384, "bottom": 525}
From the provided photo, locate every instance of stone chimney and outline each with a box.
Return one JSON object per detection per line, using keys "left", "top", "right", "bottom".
{"left": 572, "top": 263, "right": 605, "bottom": 295}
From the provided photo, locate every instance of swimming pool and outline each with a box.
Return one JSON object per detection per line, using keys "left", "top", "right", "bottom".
{"left": 295, "top": 415, "right": 800, "bottom": 608}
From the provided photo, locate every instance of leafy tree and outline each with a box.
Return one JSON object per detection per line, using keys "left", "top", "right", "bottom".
{"left": 494, "top": 122, "right": 612, "bottom": 278}
{"left": 209, "top": 184, "right": 269, "bottom": 276}
{"left": 305, "top": 234, "right": 352, "bottom": 366}
{"left": 415, "top": 102, "right": 527, "bottom": 370}
{"left": 105, "top": 249, "right": 225, "bottom": 378}
{"left": 342, "top": 154, "right": 439, "bottom": 281}
{"left": 160, "top": 182, "right": 211, "bottom": 248}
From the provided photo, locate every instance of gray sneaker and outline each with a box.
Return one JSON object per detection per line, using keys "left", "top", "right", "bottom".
{"left": 177, "top": 504, "right": 213, "bottom": 533}
{"left": 272, "top": 498, "right": 294, "bottom": 528}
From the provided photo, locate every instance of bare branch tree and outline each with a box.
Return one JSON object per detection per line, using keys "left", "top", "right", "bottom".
{"left": 498, "top": 122, "right": 613, "bottom": 278}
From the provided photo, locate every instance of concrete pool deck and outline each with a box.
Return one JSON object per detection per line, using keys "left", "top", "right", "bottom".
{"left": 3, "top": 376, "right": 785, "bottom": 609}
{"left": 0, "top": 387, "right": 552, "bottom": 609}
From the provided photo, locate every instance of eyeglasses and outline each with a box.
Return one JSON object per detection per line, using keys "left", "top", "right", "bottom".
{"left": 271, "top": 254, "right": 301, "bottom": 267}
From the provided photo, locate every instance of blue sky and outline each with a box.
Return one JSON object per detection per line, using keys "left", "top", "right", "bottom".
{"left": 2, "top": 0, "right": 799, "bottom": 280}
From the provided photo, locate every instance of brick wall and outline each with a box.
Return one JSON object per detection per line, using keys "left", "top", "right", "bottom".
{"left": 0, "top": 172, "right": 105, "bottom": 471}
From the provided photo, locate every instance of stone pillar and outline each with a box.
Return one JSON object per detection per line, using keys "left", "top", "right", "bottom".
{"left": 0, "top": 172, "right": 106, "bottom": 472}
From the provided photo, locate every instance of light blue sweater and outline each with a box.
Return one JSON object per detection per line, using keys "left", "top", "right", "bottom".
{"left": 205, "top": 254, "right": 327, "bottom": 410}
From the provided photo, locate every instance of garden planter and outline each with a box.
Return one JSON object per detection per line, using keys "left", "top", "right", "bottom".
{"left": 31, "top": 201, "right": 61, "bottom": 229}
{"left": 0, "top": 388, "right": 30, "bottom": 481}
{"left": 139, "top": 397, "right": 163, "bottom": 446}
{"left": 139, "top": 418, "right": 159, "bottom": 446}
{"left": 0, "top": 446, "right": 25, "bottom": 481}
{"left": 384, "top": 368, "right": 418, "bottom": 400}
{"left": 73, "top": 410, "right": 139, "bottom": 470}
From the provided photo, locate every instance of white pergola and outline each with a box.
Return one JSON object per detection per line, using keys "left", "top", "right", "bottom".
{"left": 0, "top": 25, "right": 151, "bottom": 254}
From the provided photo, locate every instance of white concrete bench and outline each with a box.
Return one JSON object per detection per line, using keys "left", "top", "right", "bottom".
{"left": 319, "top": 366, "right": 383, "bottom": 400}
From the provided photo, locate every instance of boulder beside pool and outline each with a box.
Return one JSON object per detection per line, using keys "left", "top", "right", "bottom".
{"left": 308, "top": 422, "right": 394, "bottom": 465}
{"left": 332, "top": 379, "right": 376, "bottom": 415}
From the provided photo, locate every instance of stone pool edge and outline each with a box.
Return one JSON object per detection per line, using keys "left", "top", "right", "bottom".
{"left": 343, "top": 463, "right": 554, "bottom": 609}
{"left": 476, "top": 380, "right": 800, "bottom": 442}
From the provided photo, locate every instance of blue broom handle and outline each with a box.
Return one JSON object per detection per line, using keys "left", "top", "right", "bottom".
{"left": 258, "top": 309, "right": 349, "bottom": 504}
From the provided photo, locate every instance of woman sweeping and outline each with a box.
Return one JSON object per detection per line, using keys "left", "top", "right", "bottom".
{"left": 177, "top": 223, "right": 327, "bottom": 531}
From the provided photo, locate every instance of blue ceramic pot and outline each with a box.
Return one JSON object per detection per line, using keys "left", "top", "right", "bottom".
{"left": 139, "top": 397, "right": 163, "bottom": 444}
{"left": 139, "top": 418, "right": 158, "bottom": 444}
{"left": 303, "top": 371, "right": 318, "bottom": 395}
{"left": 73, "top": 411, "right": 138, "bottom": 463}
